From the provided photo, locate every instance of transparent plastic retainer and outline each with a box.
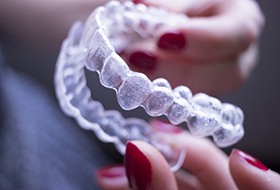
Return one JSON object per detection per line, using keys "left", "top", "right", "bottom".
{"left": 54, "top": 1, "right": 244, "bottom": 172}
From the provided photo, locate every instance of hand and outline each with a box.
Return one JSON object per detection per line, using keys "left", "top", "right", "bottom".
{"left": 123, "top": 0, "right": 265, "bottom": 95}
{"left": 96, "top": 121, "right": 280, "bottom": 190}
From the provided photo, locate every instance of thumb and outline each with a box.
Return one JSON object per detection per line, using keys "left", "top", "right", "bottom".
{"left": 125, "top": 141, "right": 178, "bottom": 190}
{"left": 229, "top": 149, "right": 280, "bottom": 190}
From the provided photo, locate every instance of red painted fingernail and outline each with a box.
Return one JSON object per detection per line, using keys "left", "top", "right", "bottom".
{"left": 132, "top": 0, "right": 143, "bottom": 4}
{"left": 157, "top": 31, "right": 186, "bottom": 51}
{"left": 151, "top": 119, "right": 183, "bottom": 134}
{"left": 125, "top": 142, "right": 152, "bottom": 190}
{"left": 96, "top": 164, "right": 126, "bottom": 178}
{"left": 128, "top": 51, "right": 157, "bottom": 71}
{"left": 234, "top": 149, "right": 269, "bottom": 171}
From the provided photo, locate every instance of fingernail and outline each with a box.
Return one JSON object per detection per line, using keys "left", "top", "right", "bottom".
{"left": 132, "top": 0, "right": 143, "bottom": 4}
{"left": 96, "top": 164, "right": 126, "bottom": 178}
{"left": 234, "top": 149, "right": 269, "bottom": 171}
{"left": 125, "top": 142, "right": 152, "bottom": 190}
{"left": 157, "top": 31, "right": 186, "bottom": 51}
{"left": 128, "top": 51, "right": 157, "bottom": 71}
{"left": 151, "top": 119, "right": 183, "bottom": 134}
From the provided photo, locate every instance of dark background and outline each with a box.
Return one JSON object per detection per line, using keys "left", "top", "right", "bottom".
{"left": 2, "top": 0, "right": 280, "bottom": 172}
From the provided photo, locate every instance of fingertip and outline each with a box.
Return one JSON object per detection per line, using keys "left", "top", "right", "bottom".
{"left": 120, "top": 40, "right": 159, "bottom": 72}
{"left": 127, "top": 51, "right": 158, "bottom": 71}
{"left": 231, "top": 149, "right": 268, "bottom": 171}
{"left": 125, "top": 141, "right": 152, "bottom": 190}
{"left": 229, "top": 149, "right": 280, "bottom": 190}
{"left": 157, "top": 31, "right": 187, "bottom": 51}
{"left": 132, "top": 0, "right": 142, "bottom": 4}
{"left": 96, "top": 164, "right": 126, "bottom": 179}
{"left": 96, "top": 164, "right": 128, "bottom": 190}
{"left": 125, "top": 141, "right": 177, "bottom": 190}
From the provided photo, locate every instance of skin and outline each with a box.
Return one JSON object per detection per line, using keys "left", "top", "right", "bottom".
{"left": 0, "top": 0, "right": 264, "bottom": 95}
{"left": 125, "top": 0, "right": 265, "bottom": 95}
{"left": 1, "top": 0, "right": 274, "bottom": 189}
{"left": 97, "top": 124, "right": 280, "bottom": 190}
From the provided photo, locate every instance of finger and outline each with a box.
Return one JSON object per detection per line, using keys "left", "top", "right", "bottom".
{"left": 125, "top": 141, "right": 178, "bottom": 190}
{"left": 133, "top": 0, "right": 264, "bottom": 62}
{"left": 96, "top": 165, "right": 129, "bottom": 190}
{"left": 149, "top": 119, "right": 201, "bottom": 190}
{"left": 122, "top": 41, "right": 244, "bottom": 95}
{"left": 151, "top": 120, "right": 237, "bottom": 190}
{"left": 172, "top": 136, "right": 236, "bottom": 190}
{"left": 229, "top": 149, "right": 280, "bottom": 190}
{"left": 175, "top": 169, "right": 201, "bottom": 190}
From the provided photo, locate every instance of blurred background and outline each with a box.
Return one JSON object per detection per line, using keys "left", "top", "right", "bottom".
{"left": 1, "top": 0, "right": 280, "bottom": 172}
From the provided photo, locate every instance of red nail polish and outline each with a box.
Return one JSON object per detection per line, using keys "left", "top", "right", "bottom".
{"left": 97, "top": 164, "right": 126, "bottom": 178}
{"left": 234, "top": 149, "right": 269, "bottom": 171}
{"left": 151, "top": 119, "right": 183, "bottom": 134}
{"left": 125, "top": 142, "right": 152, "bottom": 190}
{"left": 128, "top": 51, "right": 157, "bottom": 71}
{"left": 157, "top": 31, "right": 186, "bottom": 51}
{"left": 132, "top": 0, "right": 143, "bottom": 4}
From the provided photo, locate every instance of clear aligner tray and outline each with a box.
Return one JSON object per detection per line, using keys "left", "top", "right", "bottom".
{"left": 54, "top": 1, "right": 244, "bottom": 171}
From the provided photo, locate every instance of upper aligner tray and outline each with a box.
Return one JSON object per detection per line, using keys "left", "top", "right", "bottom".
{"left": 80, "top": 1, "right": 245, "bottom": 147}
{"left": 54, "top": 1, "right": 245, "bottom": 171}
